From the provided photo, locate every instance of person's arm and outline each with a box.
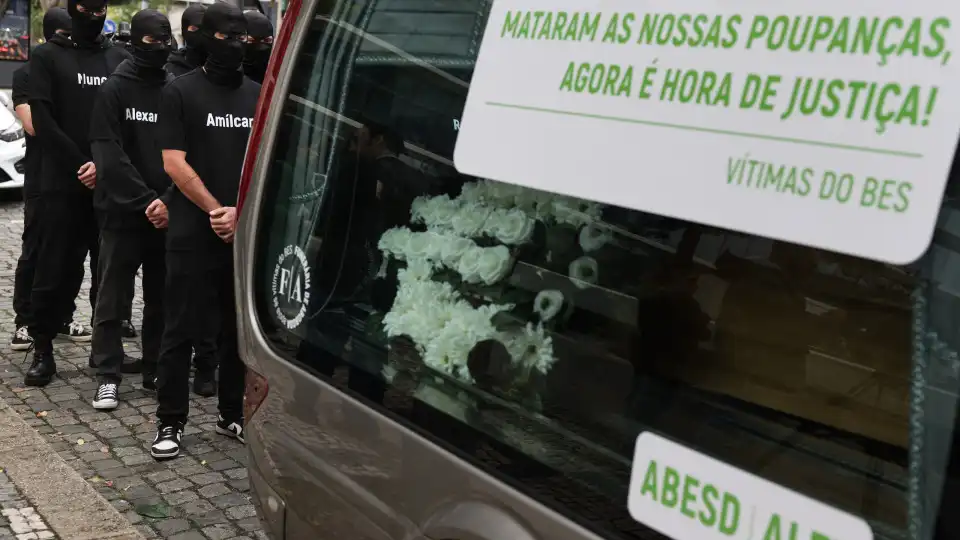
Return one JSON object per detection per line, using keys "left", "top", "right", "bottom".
{"left": 162, "top": 149, "right": 220, "bottom": 212}
{"left": 14, "top": 104, "right": 33, "bottom": 136}
{"left": 90, "top": 84, "right": 159, "bottom": 207}
{"left": 28, "top": 52, "right": 89, "bottom": 174}
{"left": 158, "top": 84, "right": 220, "bottom": 212}
{"left": 11, "top": 68, "right": 33, "bottom": 136}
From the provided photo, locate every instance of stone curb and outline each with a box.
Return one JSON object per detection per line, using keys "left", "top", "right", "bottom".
{"left": 0, "top": 393, "right": 145, "bottom": 540}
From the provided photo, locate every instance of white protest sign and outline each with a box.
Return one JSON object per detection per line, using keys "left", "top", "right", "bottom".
{"left": 628, "top": 432, "right": 874, "bottom": 540}
{"left": 454, "top": 1, "right": 960, "bottom": 264}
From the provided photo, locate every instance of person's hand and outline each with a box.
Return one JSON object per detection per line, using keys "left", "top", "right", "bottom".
{"left": 77, "top": 162, "right": 96, "bottom": 188}
{"left": 210, "top": 206, "right": 236, "bottom": 243}
{"left": 146, "top": 199, "right": 168, "bottom": 229}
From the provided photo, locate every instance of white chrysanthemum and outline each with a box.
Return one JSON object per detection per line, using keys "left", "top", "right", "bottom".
{"left": 502, "top": 323, "right": 556, "bottom": 375}
{"left": 534, "top": 290, "right": 564, "bottom": 321}
{"left": 569, "top": 256, "right": 599, "bottom": 289}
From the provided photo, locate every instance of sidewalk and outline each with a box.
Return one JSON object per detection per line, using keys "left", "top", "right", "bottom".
{"left": 0, "top": 197, "right": 266, "bottom": 539}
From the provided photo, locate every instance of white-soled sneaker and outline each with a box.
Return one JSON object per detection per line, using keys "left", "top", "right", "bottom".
{"left": 215, "top": 415, "right": 244, "bottom": 443}
{"left": 58, "top": 321, "right": 92, "bottom": 342}
{"left": 92, "top": 382, "right": 119, "bottom": 410}
{"left": 11, "top": 326, "right": 32, "bottom": 351}
{"left": 151, "top": 422, "right": 184, "bottom": 460}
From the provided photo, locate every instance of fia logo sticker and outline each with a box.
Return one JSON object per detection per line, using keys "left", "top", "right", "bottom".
{"left": 271, "top": 245, "right": 311, "bottom": 330}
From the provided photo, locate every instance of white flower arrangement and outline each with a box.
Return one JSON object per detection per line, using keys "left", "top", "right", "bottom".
{"left": 411, "top": 194, "right": 535, "bottom": 246}
{"left": 377, "top": 178, "right": 574, "bottom": 386}
{"left": 379, "top": 227, "right": 512, "bottom": 286}
{"left": 458, "top": 179, "right": 603, "bottom": 228}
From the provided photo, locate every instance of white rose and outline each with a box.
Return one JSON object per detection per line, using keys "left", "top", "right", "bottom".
{"left": 428, "top": 198, "right": 458, "bottom": 228}
{"left": 441, "top": 237, "right": 475, "bottom": 267}
{"left": 476, "top": 246, "right": 513, "bottom": 285}
{"left": 492, "top": 209, "right": 535, "bottom": 245}
{"left": 579, "top": 224, "right": 611, "bottom": 252}
{"left": 457, "top": 246, "right": 485, "bottom": 283}
{"left": 534, "top": 290, "right": 564, "bottom": 321}
{"left": 414, "top": 195, "right": 458, "bottom": 228}
{"left": 451, "top": 205, "right": 491, "bottom": 238}
{"left": 569, "top": 256, "right": 599, "bottom": 289}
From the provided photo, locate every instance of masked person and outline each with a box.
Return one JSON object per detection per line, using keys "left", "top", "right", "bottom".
{"left": 24, "top": 0, "right": 130, "bottom": 387}
{"left": 11, "top": 7, "right": 71, "bottom": 351}
{"left": 241, "top": 10, "right": 272, "bottom": 83}
{"left": 165, "top": 3, "right": 206, "bottom": 77}
{"left": 89, "top": 9, "right": 175, "bottom": 410}
{"left": 152, "top": 1, "right": 259, "bottom": 459}
{"left": 163, "top": 3, "right": 218, "bottom": 393}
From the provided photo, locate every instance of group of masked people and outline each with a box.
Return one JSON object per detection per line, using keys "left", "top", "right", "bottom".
{"left": 10, "top": 0, "right": 273, "bottom": 460}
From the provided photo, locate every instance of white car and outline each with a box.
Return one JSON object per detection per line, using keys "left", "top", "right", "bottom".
{"left": 0, "top": 94, "right": 25, "bottom": 191}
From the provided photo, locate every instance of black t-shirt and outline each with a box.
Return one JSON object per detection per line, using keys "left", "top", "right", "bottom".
{"left": 29, "top": 37, "right": 129, "bottom": 193}
{"left": 11, "top": 63, "right": 38, "bottom": 200}
{"left": 158, "top": 69, "right": 260, "bottom": 255}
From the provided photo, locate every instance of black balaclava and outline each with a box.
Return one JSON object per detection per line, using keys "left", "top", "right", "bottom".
{"left": 242, "top": 11, "right": 272, "bottom": 83}
{"left": 200, "top": 2, "right": 247, "bottom": 86}
{"left": 67, "top": 0, "right": 107, "bottom": 46}
{"left": 181, "top": 3, "right": 207, "bottom": 68}
{"left": 130, "top": 9, "right": 172, "bottom": 78}
{"left": 42, "top": 7, "right": 71, "bottom": 41}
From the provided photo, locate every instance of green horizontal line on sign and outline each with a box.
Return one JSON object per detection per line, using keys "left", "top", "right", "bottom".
{"left": 485, "top": 101, "right": 923, "bottom": 159}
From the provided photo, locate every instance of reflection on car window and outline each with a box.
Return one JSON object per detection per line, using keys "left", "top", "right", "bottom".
{"left": 253, "top": 2, "right": 960, "bottom": 539}
{"left": 0, "top": 0, "right": 29, "bottom": 61}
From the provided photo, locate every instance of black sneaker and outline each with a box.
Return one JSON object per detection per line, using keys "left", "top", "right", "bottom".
{"left": 11, "top": 326, "right": 32, "bottom": 351}
{"left": 151, "top": 422, "right": 184, "bottom": 460}
{"left": 58, "top": 321, "right": 92, "bottom": 342}
{"left": 142, "top": 372, "right": 157, "bottom": 392}
{"left": 215, "top": 415, "right": 244, "bottom": 443}
{"left": 120, "top": 355, "right": 143, "bottom": 374}
{"left": 24, "top": 350, "right": 55, "bottom": 387}
{"left": 192, "top": 370, "right": 216, "bottom": 397}
{"left": 92, "top": 382, "right": 119, "bottom": 410}
{"left": 121, "top": 320, "right": 137, "bottom": 340}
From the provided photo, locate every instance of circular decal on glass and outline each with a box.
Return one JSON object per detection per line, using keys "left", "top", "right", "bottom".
{"left": 271, "top": 245, "right": 311, "bottom": 330}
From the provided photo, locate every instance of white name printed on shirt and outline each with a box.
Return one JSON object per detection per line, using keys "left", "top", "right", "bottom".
{"left": 77, "top": 73, "right": 107, "bottom": 87}
{"left": 125, "top": 108, "right": 157, "bottom": 123}
{"left": 206, "top": 113, "right": 253, "bottom": 129}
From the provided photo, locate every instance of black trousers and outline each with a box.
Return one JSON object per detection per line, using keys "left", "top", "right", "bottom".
{"left": 192, "top": 317, "right": 217, "bottom": 373}
{"left": 14, "top": 196, "right": 93, "bottom": 330}
{"left": 93, "top": 226, "right": 165, "bottom": 383}
{"left": 28, "top": 193, "right": 99, "bottom": 352}
{"left": 156, "top": 252, "right": 245, "bottom": 424}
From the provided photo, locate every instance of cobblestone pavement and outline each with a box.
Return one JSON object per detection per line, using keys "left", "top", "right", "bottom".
{"left": 0, "top": 193, "right": 267, "bottom": 540}
{"left": 0, "top": 472, "right": 58, "bottom": 540}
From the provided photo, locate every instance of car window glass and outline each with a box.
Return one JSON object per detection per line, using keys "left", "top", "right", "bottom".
{"left": 253, "top": 2, "right": 960, "bottom": 539}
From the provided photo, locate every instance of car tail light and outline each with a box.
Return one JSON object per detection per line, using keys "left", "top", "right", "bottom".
{"left": 237, "top": 0, "right": 304, "bottom": 215}
{"left": 244, "top": 366, "right": 270, "bottom": 422}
